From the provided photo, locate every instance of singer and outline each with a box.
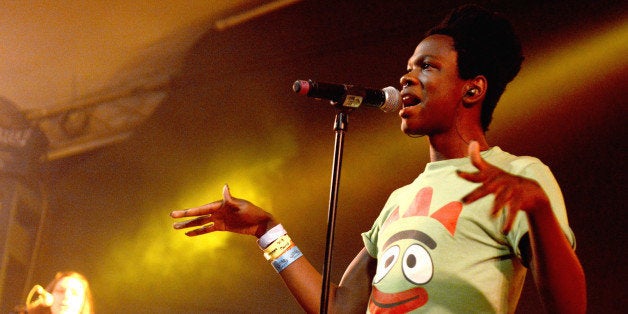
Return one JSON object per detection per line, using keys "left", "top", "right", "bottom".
{"left": 171, "top": 4, "right": 586, "bottom": 313}
{"left": 26, "top": 271, "right": 94, "bottom": 314}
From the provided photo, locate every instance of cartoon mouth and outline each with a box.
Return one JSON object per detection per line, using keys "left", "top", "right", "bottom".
{"left": 368, "top": 286, "right": 428, "bottom": 313}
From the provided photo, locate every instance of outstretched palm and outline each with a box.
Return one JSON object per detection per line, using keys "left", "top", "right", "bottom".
{"left": 171, "top": 185, "right": 275, "bottom": 238}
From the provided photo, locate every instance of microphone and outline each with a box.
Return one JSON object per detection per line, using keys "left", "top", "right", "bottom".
{"left": 26, "top": 285, "right": 54, "bottom": 309}
{"left": 293, "top": 79, "right": 401, "bottom": 113}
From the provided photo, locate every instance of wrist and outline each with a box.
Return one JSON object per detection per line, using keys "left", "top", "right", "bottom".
{"left": 257, "top": 223, "right": 287, "bottom": 248}
{"left": 257, "top": 225, "right": 303, "bottom": 273}
{"left": 254, "top": 218, "right": 279, "bottom": 239}
{"left": 526, "top": 193, "right": 552, "bottom": 217}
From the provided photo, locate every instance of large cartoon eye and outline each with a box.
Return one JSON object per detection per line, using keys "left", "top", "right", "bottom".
{"left": 402, "top": 244, "right": 433, "bottom": 285}
{"left": 373, "top": 245, "right": 400, "bottom": 283}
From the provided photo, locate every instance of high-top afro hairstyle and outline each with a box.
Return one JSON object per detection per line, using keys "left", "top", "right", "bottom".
{"left": 426, "top": 4, "right": 524, "bottom": 131}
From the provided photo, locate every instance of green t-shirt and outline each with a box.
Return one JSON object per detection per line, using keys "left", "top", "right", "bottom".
{"left": 362, "top": 147, "right": 574, "bottom": 313}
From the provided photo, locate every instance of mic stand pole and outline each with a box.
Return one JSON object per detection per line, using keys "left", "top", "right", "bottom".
{"left": 320, "top": 109, "right": 349, "bottom": 314}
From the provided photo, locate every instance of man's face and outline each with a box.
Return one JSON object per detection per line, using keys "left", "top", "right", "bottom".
{"left": 399, "top": 35, "right": 467, "bottom": 137}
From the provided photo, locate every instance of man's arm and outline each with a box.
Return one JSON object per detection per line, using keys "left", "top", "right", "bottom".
{"left": 171, "top": 185, "right": 376, "bottom": 313}
{"left": 458, "top": 141, "right": 586, "bottom": 313}
{"left": 524, "top": 199, "right": 587, "bottom": 313}
{"left": 278, "top": 248, "right": 376, "bottom": 313}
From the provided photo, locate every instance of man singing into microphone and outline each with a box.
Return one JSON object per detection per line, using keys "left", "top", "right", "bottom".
{"left": 171, "top": 4, "right": 586, "bottom": 313}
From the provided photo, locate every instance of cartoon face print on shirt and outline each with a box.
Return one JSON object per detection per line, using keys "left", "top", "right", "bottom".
{"left": 369, "top": 187, "right": 463, "bottom": 313}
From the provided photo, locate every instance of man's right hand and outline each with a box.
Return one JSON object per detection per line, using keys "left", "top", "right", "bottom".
{"left": 171, "top": 184, "right": 277, "bottom": 238}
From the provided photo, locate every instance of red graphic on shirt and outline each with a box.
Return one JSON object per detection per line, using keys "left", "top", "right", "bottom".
{"left": 368, "top": 285, "right": 428, "bottom": 314}
{"left": 382, "top": 187, "right": 463, "bottom": 236}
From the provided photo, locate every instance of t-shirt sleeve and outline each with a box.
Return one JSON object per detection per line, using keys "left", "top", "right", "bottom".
{"left": 361, "top": 189, "right": 401, "bottom": 258}
{"left": 506, "top": 158, "right": 576, "bottom": 257}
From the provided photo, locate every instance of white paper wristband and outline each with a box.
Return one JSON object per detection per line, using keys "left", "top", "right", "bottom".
{"left": 257, "top": 224, "right": 287, "bottom": 249}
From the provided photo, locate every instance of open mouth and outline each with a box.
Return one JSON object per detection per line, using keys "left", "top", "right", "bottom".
{"left": 402, "top": 94, "right": 421, "bottom": 108}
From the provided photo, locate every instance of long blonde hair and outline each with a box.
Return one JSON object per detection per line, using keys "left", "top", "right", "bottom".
{"left": 45, "top": 271, "right": 94, "bottom": 314}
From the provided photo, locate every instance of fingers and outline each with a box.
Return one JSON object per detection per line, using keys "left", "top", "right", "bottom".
{"left": 456, "top": 169, "right": 484, "bottom": 183}
{"left": 501, "top": 198, "right": 522, "bottom": 234}
{"left": 173, "top": 215, "right": 212, "bottom": 230}
{"left": 461, "top": 170, "right": 505, "bottom": 204}
{"left": 491, "top": 184, "right": 513, "bottom": 216}
{"left": 459, "top": 143, "right": 545, "bottom": 234}
{"left": 172, "top": 213, "right": 220, "bottom": 237}
{"left": 170, "top": 201, "right": 220, "bottom": 218}
{"left": 222, "top": 184, "right": 232, "bottom": 203}
{"left": 170, "top": 184, "right": 233, "bottom": 219}
{"left": 455, "top": 141, "right": 492, "bottom": 183}
{"left": 468, "top": 141, "right": 488, "bottom": 171}
{"left": 184, "top": 224, "right": 215, "bottom": 237}
{"left": 171, "top": 185, "right": 234, "bottom": 236}
{"left": 458, "top": 144, "right": 520, "bottom": 234}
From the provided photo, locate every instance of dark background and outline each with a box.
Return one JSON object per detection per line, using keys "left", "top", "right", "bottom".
{"left": 26, "top": 0, "right": 627, "bottom": 312}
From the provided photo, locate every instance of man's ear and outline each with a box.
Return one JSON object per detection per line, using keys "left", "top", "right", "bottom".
{"left": 462, "top": 75, "right": 487, "bottom": 106}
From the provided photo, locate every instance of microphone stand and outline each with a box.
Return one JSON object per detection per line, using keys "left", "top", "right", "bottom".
{"left": 320, "top": 109, "right": 350, "bottom": 314}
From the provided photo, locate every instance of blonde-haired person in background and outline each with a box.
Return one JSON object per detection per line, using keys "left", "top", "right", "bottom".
{"left": 27, "top": 271, "right": 94, "bottom": 314}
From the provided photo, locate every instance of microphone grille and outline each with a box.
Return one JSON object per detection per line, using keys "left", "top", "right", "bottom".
{"left": 380, "top": 86, "right": 401, "bottom": 113}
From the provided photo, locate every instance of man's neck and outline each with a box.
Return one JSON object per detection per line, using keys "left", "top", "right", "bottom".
{"left": 428, "top": 131, "right": 489, "bottom": 162}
